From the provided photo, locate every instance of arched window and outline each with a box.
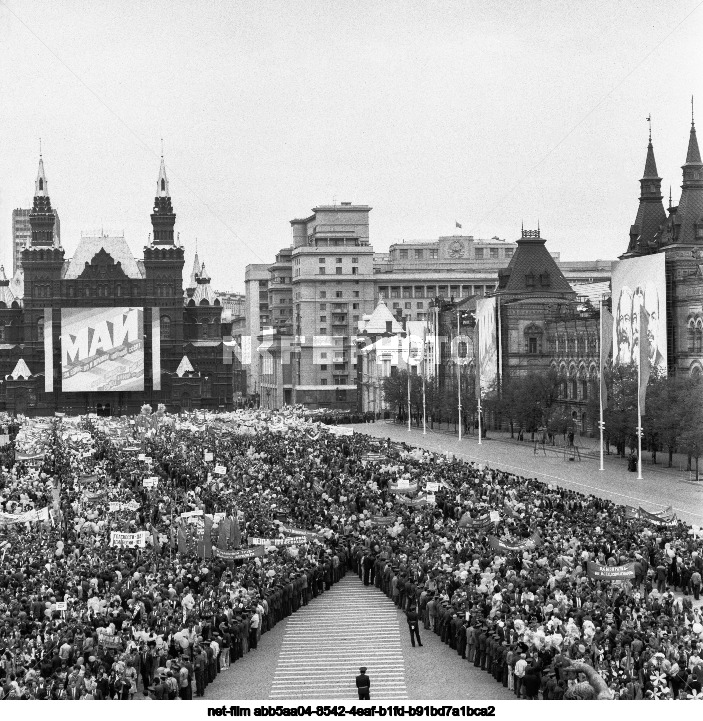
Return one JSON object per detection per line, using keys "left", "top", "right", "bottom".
{"left": 36, "top": 317, "right": 44, "bottom": 342}
{"left": 689, "top": 322, "right": 696, "bottom": 352}
{"left": 160, "top": 315, "right": 171, "bottom": 340}
{"left": 696, "top": 321, "right": 703, "bottom": 354}
{"left": 202, "top": 321, "right": 208, "bottom": 338}
{"left": 161, "top": 178, "right": 166, "bottom": 192}
{"left": 202, "top": 376, "right": 212, "bottom": 397}
{"left": 39, "top": 178, "right": 43, "bottom": 191}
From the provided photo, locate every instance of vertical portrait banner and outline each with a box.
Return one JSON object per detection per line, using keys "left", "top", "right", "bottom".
{"left": 44, "top": 307, "right": 54, "bottom": 393}
{"left": 152, "top": 309, "right": 161, "bottom": 391}
{"left": 611, "top": 254, "right": 666, "bottom": 374}
{"left": 476, "top": 297, "right": 498, "bottom": 396}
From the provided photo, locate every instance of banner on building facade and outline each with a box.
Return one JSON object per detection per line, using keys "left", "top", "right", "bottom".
{"left": 611, "top": 254, "right": 667, "bottom": 373}
{"left": 60, "top": 307, "right": 145, "bottom": 392}
{"left": 476, "top": 297, "right": 498, "bottom": 396}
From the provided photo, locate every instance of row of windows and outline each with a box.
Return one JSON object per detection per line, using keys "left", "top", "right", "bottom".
{"left": 379, "top": 284, "right": 495, "bottom": 299}
{"left": 318, "top": 266, "right": 359, "bottom": 275}
{"left": 33, "top": 283, "right": 178, "bottom": 298}
{"left": 319, "top": 290, "right": 361, "bottom": 299}
{"left": 390, "top": 247, "right": 513, "bottom": 260}
{"left": 318, "top": 257, "right": 359, "bottom": 263}
{"left": 319, "top": 303, "right": 360, "bottom": 310}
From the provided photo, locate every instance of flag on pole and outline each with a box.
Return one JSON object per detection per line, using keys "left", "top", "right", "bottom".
{"left": 455, "top": 221, "right": 462, "bottom": 229}
{"left": 639, "top": 309, "right": 652, "bottom": 414}
{"left": 203, "top": 515, "right": 213, "bottom": 559}
{"left": 600, "top": 307, "right": 613, "bottom": 408}
{"left": 217, "top": 517, "right": 229, "bottom": 550}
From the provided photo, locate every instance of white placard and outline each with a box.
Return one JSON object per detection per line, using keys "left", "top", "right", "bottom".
{"left": 425, "top": 481, "right": 439, "bottom": 492}
{"left": 55, "top": 601, "right": 67, "bottom": 611}
{"left": 204, "top": 451, "right": 214, "bottom": 462}
{"left": 214, "top": 465, "right": 227, "bottom": 475}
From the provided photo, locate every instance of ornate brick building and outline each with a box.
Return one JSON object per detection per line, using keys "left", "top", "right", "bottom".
{"left": 0, "top": 156, "right": 233, "bottom": 415}
{"left": 622, "top": 117, "right": 703, "bottom": 377}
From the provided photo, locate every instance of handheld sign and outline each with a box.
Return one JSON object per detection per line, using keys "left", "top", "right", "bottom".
{"left": 55, "top": 601, "right": 67, "bottom": 611}
{"left": 214, "top": 465, "right": 227, "bottom": 475}
{"left": 204, "top": 451, "right": 214, "bottom": 462}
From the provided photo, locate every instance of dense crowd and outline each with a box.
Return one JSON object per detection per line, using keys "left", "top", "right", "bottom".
{"left": 0, "top": 407, "right": 701, "bottom": 701}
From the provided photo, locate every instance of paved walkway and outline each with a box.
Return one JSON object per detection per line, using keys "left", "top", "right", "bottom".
{"left": 270, "top": 575, "right": 407, "bottom": 700}
{"left": 206, "top": 573, "right": 513, "bottom": 700}
{"left": 349, "top": 422, "right": 703, "bottom": 526}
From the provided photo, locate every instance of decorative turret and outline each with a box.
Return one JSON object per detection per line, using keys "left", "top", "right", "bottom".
{"left": 625, "top": 122, "right": 667, "bottom": 256}
{"left": 150, "top": 155, "right": 176, "bottom": 245}
{"left": 670, "top": 104, "right": 703, "bottom": 246}
{"left": 30, "top": 155, "right": 56, "bottom": 247}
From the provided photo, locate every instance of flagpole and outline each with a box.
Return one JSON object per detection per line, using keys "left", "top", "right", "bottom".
{"left": 599, "top": 297, "right": 604, "bottom": 471}
{"left": 477, "top": 320, "right": 482, "bottom": 446}
{"left": 422, "top": 327, "right": 427, "bottom": 435}
{"left": 457, "top": 310, "right": 462, "bottom": 441}
{"left": 407, "top": 367, "right": 411, "bottom": 432}
{"left": 637, "top": 346, "right": 643, "bottom": 480}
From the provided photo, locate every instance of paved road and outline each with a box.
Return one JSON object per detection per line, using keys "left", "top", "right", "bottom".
{"left": 206, "top": 573, "right": 513, "bottom": 701}
{"left": 348, "top": 422, "right": 703, "bottom": 526}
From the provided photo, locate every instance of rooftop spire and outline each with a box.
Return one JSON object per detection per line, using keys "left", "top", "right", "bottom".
{"left": 156, "top": 155, "right": 170, "bottom": 197}
{"left": 35, "top": 155, "right": 48, "bottom": 197}
{"left": 685, "top": 113, "right": 701, "bottom": 164}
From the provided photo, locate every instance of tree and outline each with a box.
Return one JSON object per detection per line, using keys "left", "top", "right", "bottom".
{"left": 676, "top": 375, "right": 703, "bottom": 481}
{"left": 603, "top": 361, "right": 638, "bottom": 457}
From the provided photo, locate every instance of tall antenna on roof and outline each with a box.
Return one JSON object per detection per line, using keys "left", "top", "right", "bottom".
{"left": 39, "top": 137, "right": 42, "bottom": 157}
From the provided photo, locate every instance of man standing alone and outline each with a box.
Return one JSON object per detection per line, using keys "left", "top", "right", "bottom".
{"left": 407, "top": 606, "right": 423, "bottom": 647}
{"left": 356, "top": 667, "right": 370, "bottom": 700}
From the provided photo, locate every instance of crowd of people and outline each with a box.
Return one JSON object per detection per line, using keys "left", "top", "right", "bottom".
{"left": 0, "top": 405, "right": 701, "bottom": 701}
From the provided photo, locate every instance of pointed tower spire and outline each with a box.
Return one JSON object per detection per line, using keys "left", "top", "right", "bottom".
{"left": 30, "top": 154, "right": 56, "bottom": 247}
{"left": 624, "top": 124, "right": 667, "bottom": 257}
{"left": 150, "top": 151, "right": 176, "bottom": 246}
{"left": 685, "top": 114, "right": 701, "bottom": 164}
{"left": 188, "top": 249, "right": 200, "bottom": 289}
{"left": 35, "top": 155, "right": 48, "bottom": 197}
{"left": 673, "top": 99, "right": 703, "bottom": 245}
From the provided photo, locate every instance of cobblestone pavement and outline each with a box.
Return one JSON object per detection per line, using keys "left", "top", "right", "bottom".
{"left": 206, "top": 573, "right": 513, "bottom": 701}
{"left": 349, "top": 422, "right": 703, "bottom": 526}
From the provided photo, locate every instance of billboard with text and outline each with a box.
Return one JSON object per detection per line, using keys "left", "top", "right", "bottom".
{"left": 61, "top": 307, "right": 144, "bottom": 392}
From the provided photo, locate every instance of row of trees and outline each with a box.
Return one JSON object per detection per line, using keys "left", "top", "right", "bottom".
{"left": 382, "top": 363, "right": 703, "bottom": 479}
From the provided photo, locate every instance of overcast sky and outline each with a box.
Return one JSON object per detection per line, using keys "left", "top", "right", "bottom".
{"left": 0, "top": 0, "right": 701, "bottom": 291}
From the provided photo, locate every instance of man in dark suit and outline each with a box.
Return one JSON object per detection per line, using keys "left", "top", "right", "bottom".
{"left": 356, "top": 666, "right": 370, "bottom": 700}
{"left": 407, "top": 606, "right": 423, "bottom": 647}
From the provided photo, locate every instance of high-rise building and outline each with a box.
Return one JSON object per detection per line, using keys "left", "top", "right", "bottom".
{"left": 289, "top": 203, "right": 376, "bottom": 410}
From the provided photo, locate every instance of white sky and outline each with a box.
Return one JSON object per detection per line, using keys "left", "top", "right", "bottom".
{"left": 0, "top": 0, "right": 701, "bottom": 291}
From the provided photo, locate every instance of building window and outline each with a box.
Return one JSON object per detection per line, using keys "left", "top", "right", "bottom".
{"left": 333, "top": 376, "right": 347, "bottom": 385}
{"left": 581, "top": 380, "right": 588, "bottom": 400}
{"left": 336, "top": 257, "right": 342, "bottom": 264}
{"left": 320, "top": 378, "right": 328, "bottom": 386}
{"left": 352, "top": 303, "right": 359, "bottom": 309}
{"left": 417, "top": 313, "right": 426, "bottom": 321}
{"left": 336, "top": 267, "right": 342, "bottom": 275}
{"left": 353, "top": 291, "right": 359, "bottom": 298}
{"left": 378, "top": 286, "right": 388, "bottom": 299}
{"left": 319, "top": 291, "right": 326, "bottom": 298}
{"left": 320, "top": 303, "right": 326, "bottom": 310}
{"left": 353, "top": 315, "right": 359, "bottom": 322}
{"left": 404, "top": 302, "right": 411, "bottom": 309}
{"left": 319, "top": 267, "right": 326, "bottom": 275}
{"left": 391, "top": 287, "right": 400, "bottom": 298}
{"left": 525, "top": 273, "right": 535, "bottom": 288}
{"left": 351, "top": 267, "right": 358, "bottom": 274}
{"left": 438, "top": 286, "right": 448, "bottom": 297}
{"left": 393, "top": 302, "right": 400, "bottom": 309}
{"left": 320, "top": 315, "right": 327, "bottom": 322}
{"left": 335, "top": 291, "right": 342, "bottom": 298}
{"left": 320, "top": 352, "right": 327, "bottom": 359}
{"left": 36, "top": 317, "right": 44, "bottom": 342}
{"left": 319, "top": 257, "right": 326, "bottom": 263}
{"left": 415, "top": 249, "right": 423, "bottom": 259}
{"left": 426, "top": 286, "right": 436, "bottom": 296}
{"left": 352, "top": 257, "right": 358, "bottom": 263}
{"left": 505, "top": 249, "right": 514, "bottom": 258}
{"left": 429, "top": 249, "right": 438, "bottom": 259}
{"left": 417, "top": 302, "right": 423, "bottom": 309}
{"left": 450, "top": 285, "right": 459, "bottom": 297}
{"left": 399, "top": 249, "right": 408, "bottom": 259}
{"left": 320, "top": 364, "right": 327, "bottom": 370}
{"left": 320, "top": 327, "right": 327, "bottom": 334}
{"left": 161, "top": 315, "right": 171, "bottom": 339}
{"left": 490, "top": 248, "right": 499, "bottom": 259}
{"left": 528, "top": 337, "right": 537, "bottom": 354}
{"left": 475, "top": 248, "right": 484, "bottom": 259}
